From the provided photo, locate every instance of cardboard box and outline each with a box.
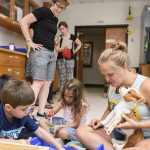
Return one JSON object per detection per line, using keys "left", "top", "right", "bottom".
{"left": 0, "top": 141, "right": 49, "bottom": 150}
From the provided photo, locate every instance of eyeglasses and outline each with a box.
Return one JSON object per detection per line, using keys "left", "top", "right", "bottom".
{"left": 55, "top": 2, "right": 65, "bottom": 10}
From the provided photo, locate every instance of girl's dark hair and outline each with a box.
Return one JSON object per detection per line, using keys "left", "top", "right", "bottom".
{"left": 1, "top": 80, "right": 35, "bottom": 108}
{"left": 58, "top": 21, "right": 68, "bottom": 28}
{"left": 60, "top": 78, "right": 85, "bottom": 121}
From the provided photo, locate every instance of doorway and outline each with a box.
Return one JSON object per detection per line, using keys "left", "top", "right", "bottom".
{"left": 75, "top": 25, "right": 128, "bottom": 86}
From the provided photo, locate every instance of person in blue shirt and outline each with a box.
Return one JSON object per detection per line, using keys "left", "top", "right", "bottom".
{"left": 0, "top": 79, "right": 64, "bottom": 150}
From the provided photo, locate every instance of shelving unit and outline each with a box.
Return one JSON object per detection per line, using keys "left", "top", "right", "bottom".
{"left": 0, "top": 15, "right": 21, "bottom": 34}
{"left": 0, "top": 0, "right": 39, "bottom": 35}
{"left": 0, "top": 3, "right": 10, "bottom": 16}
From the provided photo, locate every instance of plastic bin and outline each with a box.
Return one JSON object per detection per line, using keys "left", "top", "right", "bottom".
{"left": 15, "top": 48, "right": 27, "bottom": 53}
{"left": 30, "top": 136, "right": 76, "bottom": 150}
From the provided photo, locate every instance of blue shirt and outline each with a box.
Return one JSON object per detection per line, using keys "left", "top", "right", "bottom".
{"left": 0, "top": 104, "right": 39, "bottom": 139}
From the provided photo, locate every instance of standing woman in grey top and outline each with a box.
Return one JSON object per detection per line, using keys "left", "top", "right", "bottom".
{"left": 20, "top": 0, "right": 69, "bottom": 116}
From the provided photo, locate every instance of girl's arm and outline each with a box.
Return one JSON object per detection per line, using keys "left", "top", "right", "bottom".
{"left": 39, "top": 103, "right": 62, "bottom": 132}
{"left": 51, "top": 102, "right": 62, "bottom": 115}
{"left": 73, "top": 38, "right": 82, "bottom": 54}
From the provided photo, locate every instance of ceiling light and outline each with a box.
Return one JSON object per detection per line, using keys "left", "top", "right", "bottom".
{"left": 126, "top": 5, "right": 133, "bottom": 21}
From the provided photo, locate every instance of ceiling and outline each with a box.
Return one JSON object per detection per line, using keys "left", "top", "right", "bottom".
{"left": 70, "top": 0, "right": 148, "bottom": 4}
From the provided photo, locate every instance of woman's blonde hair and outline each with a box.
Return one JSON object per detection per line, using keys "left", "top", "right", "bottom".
{"left": 98, "top": 41, "right": 131, "bottom": 69}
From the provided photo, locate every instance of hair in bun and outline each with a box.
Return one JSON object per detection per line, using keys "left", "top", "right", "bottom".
{"left": 98, "top": 41, "right": 131, "bottom": 70}
{"left": 111, "top": 41, "right": 128, "bottom": 53}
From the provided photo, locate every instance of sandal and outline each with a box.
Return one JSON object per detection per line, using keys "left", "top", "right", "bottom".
{"left": 37, "top": 112, "right": 49, "bottom": 118}
{"left": 45, "top": 102, "right": 53, "bottom": 109}
{"left": 37, "top": 112, "right": 45, "bottom": 117}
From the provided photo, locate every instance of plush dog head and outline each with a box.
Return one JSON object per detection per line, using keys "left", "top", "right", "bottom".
{"left": 119, "top": 87, "right": 145, "bottom": 103}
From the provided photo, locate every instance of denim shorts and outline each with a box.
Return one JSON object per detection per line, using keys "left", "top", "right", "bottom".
{"left": 52, "top": 117, "right": 66, "bottom": 125}
{"left": 52, "top": 117, "right": 77, "bottom": 141}
{"left": 60, "top": 127, "right": 77, "bottom": 141}
{"left": 30, "top": 47, "right": 56, "bottom": 81}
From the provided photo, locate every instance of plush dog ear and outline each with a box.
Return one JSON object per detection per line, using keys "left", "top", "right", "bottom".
{"left": 127, "top": 89, "right": 145, "bottom": 103}
{"left": 123, "top": 89, "right": 145, "bottom": 103}
{"left": 136, "top": 95, "right": 146, "bottom": 103}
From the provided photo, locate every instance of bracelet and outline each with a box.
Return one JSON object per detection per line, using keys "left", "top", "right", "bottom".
{"left": 137, "top": 122, "right": 141, "bottom": 129}
{"left": 26, "top": 39, "right": 32, "bottom": 43}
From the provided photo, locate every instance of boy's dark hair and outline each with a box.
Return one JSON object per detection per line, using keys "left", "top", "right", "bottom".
{"left": 0, "top": 74, "right": 12, "bottom": 89}
{"left": 1, "top": 80, "right": 35, "bottom": 108}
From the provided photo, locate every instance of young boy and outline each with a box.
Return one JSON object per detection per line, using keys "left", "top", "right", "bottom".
{"left": 0, "top": 80, "right": 64, "bottom": 150}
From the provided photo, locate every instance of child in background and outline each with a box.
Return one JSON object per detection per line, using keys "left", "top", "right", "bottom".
{"left": 39, "top": 78, "right": 88, "bottom": 141}
{"left": 0, "top": 80, "right": 64, "bottom": 150}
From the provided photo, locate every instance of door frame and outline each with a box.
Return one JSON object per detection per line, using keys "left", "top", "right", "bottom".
{"left": 75, "top": 24, "right": 128, "bottom": 82}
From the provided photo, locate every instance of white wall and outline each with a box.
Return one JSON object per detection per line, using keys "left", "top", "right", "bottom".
{"left": 59, "top": 1, "right": 150, "bottom": 67}
{"left": 83, "top": 34, "right": 105, "bottom": 85}
{"left": 0, "top": 26, "right": 26, "bottom": 48}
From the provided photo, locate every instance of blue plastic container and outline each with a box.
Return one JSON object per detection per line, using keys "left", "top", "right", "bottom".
{"left": 49, "top": 127, "right": 55, "bottom": 134}
{"left": 15, "top": 48, "right": 27, "bottom": 53}
{"left": 30, "top": 136, "right": 43, "bottom": 146}
{"left": 0, "top": 46, "right": 27, "bottom": 54}
{"left": 0, "top": 46, "right": 9, "bottom": 49}
{"left": 95, "top": 144, "right": 104, "bottom": 150}
{"left": 30, "top": 136, "right": 76, "bottom": 150}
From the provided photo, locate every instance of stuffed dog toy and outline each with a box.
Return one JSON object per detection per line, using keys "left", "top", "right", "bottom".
{"left": 100, "top": 87, "right": 145, "bottom": 150}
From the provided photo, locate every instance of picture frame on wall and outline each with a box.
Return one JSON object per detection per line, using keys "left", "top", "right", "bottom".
{"left": 83, "top": 42, "right": 93, "bottom": 67}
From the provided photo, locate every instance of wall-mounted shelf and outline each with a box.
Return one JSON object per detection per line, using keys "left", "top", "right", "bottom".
{"left": 0, "top": 0, "right": 40, "bottom": 35}
{"left": 0, "top": 3, "right": 10, "bottom": 16}
{"left": 0, "top": 15, "right": 22, "bottom": 34}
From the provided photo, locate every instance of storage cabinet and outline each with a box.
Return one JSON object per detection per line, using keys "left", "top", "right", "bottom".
{"left": 0, "top": 0, "right": 11, "bottom": 18}
{"left": 53, "top": 67, "right": 59, "bottom": 92}
{"left": 140, "top": 64, "right": 150, "bottom": 78}
{"left": 0, "top": 48, "right": 26, "bottom": 80}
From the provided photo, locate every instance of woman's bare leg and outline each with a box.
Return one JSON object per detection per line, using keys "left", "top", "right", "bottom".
{"left": 31, "top": 80, "right": 44, "bottom": 103}
{"left": 76, "top": 125, "right": 114, "bottom": 150}
{"left": 38, "top": 81, "right": 51, "bottom": 114}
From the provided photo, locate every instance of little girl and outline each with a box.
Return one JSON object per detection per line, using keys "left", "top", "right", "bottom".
{"left": 39, "top": 78, "right": 88, "bottom": 141}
